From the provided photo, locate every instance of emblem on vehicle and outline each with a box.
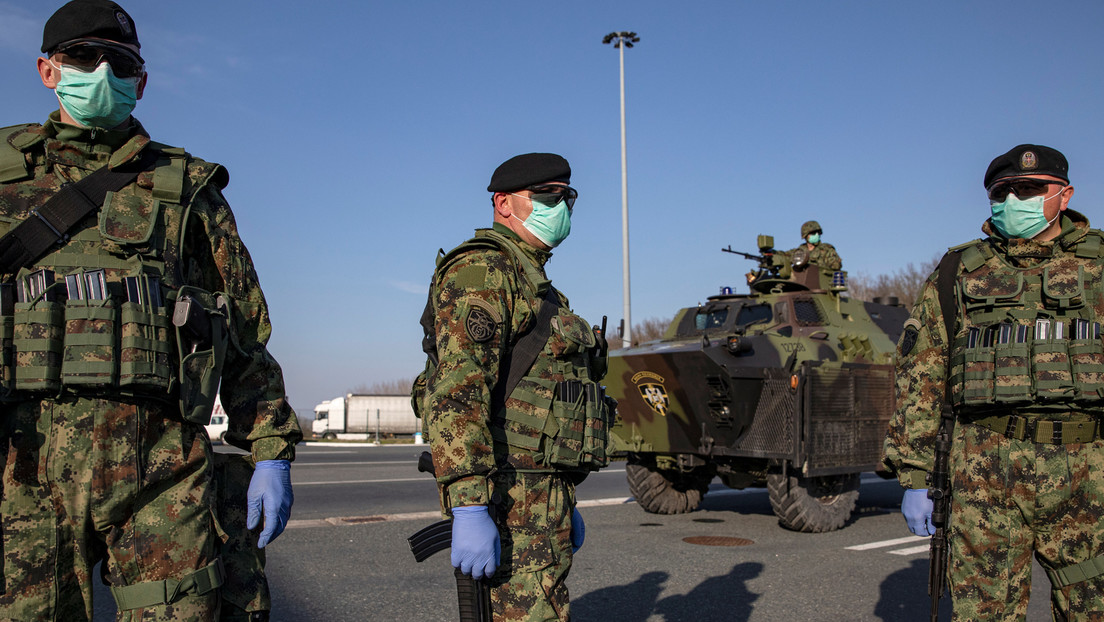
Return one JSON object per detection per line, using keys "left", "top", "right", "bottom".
{"left": 632, "top": 371, "right": 669, "bottom": 416}
{"left": 1021, "top": 151, "right": 1037, "bottom": 170}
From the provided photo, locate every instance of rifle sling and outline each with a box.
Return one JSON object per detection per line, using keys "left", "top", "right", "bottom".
{"left": 935, "top": 250, "right": 960, "bottom": 400}
{"left": 492, "top": 288, "right": 561, "bottom": 407}
{"left": 0, "top": 149, "right": 158, "bottom": 275}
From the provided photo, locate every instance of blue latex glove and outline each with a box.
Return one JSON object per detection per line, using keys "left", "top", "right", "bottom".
{"left": 247, "top": 459, "right": 293, "bottom": 548}
{"left": 570, "top": 507, "right": 585, "bottom": 553}
{"left": 451, "top": 506, "right": 500, "bottom": 580}
{"left": 902, "top": 488, "right": 935, "bottom": 536}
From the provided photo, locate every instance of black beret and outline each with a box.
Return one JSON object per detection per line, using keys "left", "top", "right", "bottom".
{"left": 42, "top": 0, "right": 141, "bottom": 57}
{"left": 984, "top": 144, "right": 1069, "bottom": 189}
{"left": 487, "top": 153, "right": 571, "bottom": 193}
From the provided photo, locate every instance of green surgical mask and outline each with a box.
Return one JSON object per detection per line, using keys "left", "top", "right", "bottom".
{"left": 807, "top": 233, "right": 821, "bottom": 245}
{"left": 510, "top": 194, "right": 572, "bottom": 247}
{"left": 989, "top": 188, "right": 1063, "bottom": 239}
{"left": 51, "top": 61, "right": 139, "bottom": 129}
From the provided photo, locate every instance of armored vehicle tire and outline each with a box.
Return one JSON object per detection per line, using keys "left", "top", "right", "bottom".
{"left": 626, "top": 459, "right": 714, "bottom": 515}
{"left": 767, "top": 472, "right": 860, "bottom": 533}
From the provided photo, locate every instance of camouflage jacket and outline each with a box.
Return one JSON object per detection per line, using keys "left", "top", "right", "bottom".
{"left": 0, "top": 114, "right": 300, "bottom": 462}
{"left": 424, "top": 223, "right": 590, "bottom": 510}
{"left": 883, "top": 209, "right": 1102, "bottom": 488}
{"left": 789, "top": 241, "right": 842, "bottom": 271}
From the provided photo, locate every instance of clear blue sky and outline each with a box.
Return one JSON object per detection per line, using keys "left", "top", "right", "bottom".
{"left": 3, "top": 1, "right": 1104, "bottom": 419}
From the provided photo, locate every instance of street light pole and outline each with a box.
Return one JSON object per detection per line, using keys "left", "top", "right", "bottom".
{"left": 603, "top": 31, "right": 639, "bottom": 348}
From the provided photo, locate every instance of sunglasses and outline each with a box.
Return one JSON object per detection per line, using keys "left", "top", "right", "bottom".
{"left": 987, "top": 179, "right": 1063, "bottom": 202}
{"left": 526, "top": 184, "right": 578, "bottom": 210}
{"left": 55, "top": 42, "right": 144, "bottom": 79}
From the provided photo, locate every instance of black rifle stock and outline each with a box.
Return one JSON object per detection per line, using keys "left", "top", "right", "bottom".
{"left": 927, "top": 410, "right": 954, "bottom": 621}
{"left": 407, "top": 451, "right": 493, "bottom": 622}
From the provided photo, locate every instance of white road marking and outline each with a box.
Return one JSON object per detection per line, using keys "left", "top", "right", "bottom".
{"left": 888, "top": 545, "right": 932, "bottom": 556}
{"left": 294, "top": 467, "right": 625, "bottom": 485}
{"left": 577, "top": 496, "right": 634, "bottom": 507}
{"left": 295, "top": 477, "right": 432, "bottom": 486}
{"left": 294, "top": 460, "right": 422, "bottom": 467}
{"left": 845, "top": 535, "right": 929, "bottom": 551}
{"left": 285, "top": 495, "right": 637, "bottom": 529}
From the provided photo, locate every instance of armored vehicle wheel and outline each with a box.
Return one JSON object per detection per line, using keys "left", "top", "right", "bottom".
{"left": 767, "top": 472, "right": 860, "bottom": 533}
{"left": 626, "top": 458, "right": 714, "bottom": 515}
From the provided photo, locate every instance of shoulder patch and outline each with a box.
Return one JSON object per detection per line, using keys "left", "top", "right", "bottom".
{"left": 466, "top": 306, "right": 497, "bottom": 343}
{"left": 899, "top": 327, "right": 919, "bottom": 357}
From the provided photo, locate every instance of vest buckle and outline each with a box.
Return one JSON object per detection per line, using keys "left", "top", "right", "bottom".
{"left": 30, "top": 206, "right": 70, "bottom": 245}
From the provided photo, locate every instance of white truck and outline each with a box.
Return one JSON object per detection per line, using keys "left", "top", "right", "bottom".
{"left": 312, "top": 394, "right": 419, "bottom": 440}
{"left": 204, "top": 395, "right": 229, "bottom": 442}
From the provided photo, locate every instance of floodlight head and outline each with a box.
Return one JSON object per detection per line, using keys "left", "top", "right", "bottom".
{"left": 603, "top": 31, "right": 640, "bottom": 48}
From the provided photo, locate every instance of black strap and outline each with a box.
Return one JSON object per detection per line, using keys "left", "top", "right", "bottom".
{"left": 418, "top": 289, "right": 438, "bottom": 367}
{"left": 0, "top": 149, "right": 158, "bottom": 275}
{"left": 492, "top": 288, "right": 561, "bottom": 407}
{"left": 935, "top": 250, "right": 961, "bottom": 426}
{"left": 935, "top": 251, "right": 961, "bottom": 360}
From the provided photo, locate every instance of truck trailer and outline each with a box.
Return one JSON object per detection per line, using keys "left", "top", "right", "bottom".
{"left": 312, "top": 393, "right": 419, "bottom": 440}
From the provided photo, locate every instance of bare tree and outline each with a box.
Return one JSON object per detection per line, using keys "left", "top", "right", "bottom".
{"left": 608, "top": 316, "right": 674, "bottom": 350}
{"left": 350, "top": 378, "right": 415, "bottom": 395}
{"left": 848, "top": 256, "right": 940, "bottom": 310}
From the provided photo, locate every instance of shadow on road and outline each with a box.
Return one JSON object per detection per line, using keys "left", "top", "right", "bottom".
{"left": 874, "top": 557, "right": 951, "bottom": 621}
{"left": 573, "top": 571, "right": 668, "bottom": 622}
{"left": 698, "top": 485, "right": 775, "bottom": 519}
{"left": 573, "top": 563, "right": 763, "bottom": 622}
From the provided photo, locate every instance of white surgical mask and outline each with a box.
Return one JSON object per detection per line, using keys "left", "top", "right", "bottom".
{"left": 509, "top": 194, "right": 572, "bottom": 247}
{"left": 990, "top": 187, "right": 1065, "bottom": 239}
{"left": 50, "top": 60, "right": 139, "bottom": 129}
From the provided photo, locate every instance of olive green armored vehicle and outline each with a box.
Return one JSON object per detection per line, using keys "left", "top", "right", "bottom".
{"left": 607, "top": 235, "right": 909, "bottom": 532}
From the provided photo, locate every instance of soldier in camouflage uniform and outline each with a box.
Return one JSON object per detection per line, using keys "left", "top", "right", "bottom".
{"left": 0, "top": 2, "right": 299, "bottom": 620}
{"left": 884, "top": 144, "right": 1104, "bottom": 620}
{"left": 791, "top": 220, "right": 842, "bottom": 271}
{"left": 417, "top": 153, "right": 612, "bottom": 621}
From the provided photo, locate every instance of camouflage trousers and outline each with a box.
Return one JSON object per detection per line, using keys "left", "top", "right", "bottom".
{"left": 0, "top": 397, "right": 219, "bottom": 621}
{"left": 487, "top": 471, "right": 576, "bottom": 622}
{"left": 948, "top": 420, "right": 1104, "bottom": 621}
{"left": 211, "top": 452, "right": 270, "bottom": 621}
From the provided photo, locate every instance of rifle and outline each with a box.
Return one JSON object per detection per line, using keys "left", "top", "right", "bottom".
{"left": 927, "top": 249, "right": 961, "bottom": 621}
{"left": 723, "top": 235, "right": 787, "bottom": 281}
{"left": 927, "top": 410, "right": 954, "bottom": 621}
{"left": 721, "top": 246, "right": 768, "bottom": 263}
{"left": 407, "top": 451, "right": 493, "bottom": 622}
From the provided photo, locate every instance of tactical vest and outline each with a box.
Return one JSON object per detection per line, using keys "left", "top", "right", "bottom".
{"left": 0, "top": 123, "right": 229, "bottom": 423}
{"left": 948, "top": 232, "right": 1104, "bottom": 410}
{"left": 413, "top": 228, "right": 612, "bottom": 472}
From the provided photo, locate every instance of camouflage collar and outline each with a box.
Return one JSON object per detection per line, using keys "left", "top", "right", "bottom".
{"left": 42, "top": 110, "right": 147, "bottom": 152}
{"left": 982, "top": 209, "right": 1091, "bottom": 260}
{"left": 491, "top": 222, "right": 552, "bottom": 267}
{"left": 42, "top": 111, "right": 152, "bottom": 170}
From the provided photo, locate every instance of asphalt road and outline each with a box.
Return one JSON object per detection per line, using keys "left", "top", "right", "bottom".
{"left": 92, "top": 442, "right": 1054, "bottom": 621}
